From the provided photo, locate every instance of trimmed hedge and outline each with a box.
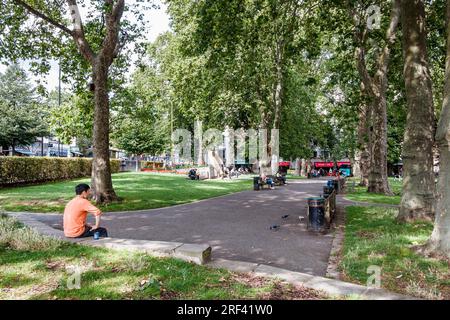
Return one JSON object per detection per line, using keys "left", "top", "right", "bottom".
{"left": 0, "top": 157, "right": 120, "bottom": 187}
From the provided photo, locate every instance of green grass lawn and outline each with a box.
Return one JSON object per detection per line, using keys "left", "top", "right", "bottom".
{"left": 0, "top": 172, "right": 252, "bottom": 213}
{"left": 339, "top": 206, "right": 450, "bottom": 299}
{"left": 344, "top": 178, "right": 402, "bottom": 205}
{"left": 0, "top": 216, "right": 326, "bottom": 300}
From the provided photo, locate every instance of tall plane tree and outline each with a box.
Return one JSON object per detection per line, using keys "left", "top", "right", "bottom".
{"left": 0, "top": 0, "right": 152, "bottom": 203}
{"left": 351, "top": 0, "right": 401, "bottom": 195}
{"left": 428, "top": 0, "right": 450, "bottom": 257}
{"left": 398, "top": 0, "right": 436, "bottom": 222}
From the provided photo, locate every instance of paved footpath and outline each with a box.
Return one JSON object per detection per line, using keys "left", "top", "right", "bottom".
{"left": 27, "top": 179, "right": 340, "bottom": 276}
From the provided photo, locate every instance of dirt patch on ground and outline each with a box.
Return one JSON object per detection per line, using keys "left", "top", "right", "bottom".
{"left": 18, "top": 199, "right": 67, "bottom": 207}
{"left": 258, "top": 282, "right": 327, "bottom": 300}
{"left": 231, "top": 273, "right": 327, "bottom": 300}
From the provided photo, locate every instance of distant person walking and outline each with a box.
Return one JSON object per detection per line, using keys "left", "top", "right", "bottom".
{"left": 63, "top": 184, "right": 108, "bottom": 238}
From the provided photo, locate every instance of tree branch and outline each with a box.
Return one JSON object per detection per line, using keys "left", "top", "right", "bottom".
{"left": 376, "top": 0, "right": 401, "bottom": 75}
{"left": 350, "top": 4, "right": 375, "bottom": 97}
{"left": 436, "top": 0, "right": 450, "bottom": 143}
{"left": 101, "top": 0, "right": 125, "bottom": 65}
{"left": 66, "top": 0, "right": 96, "bottom": 65}
{"left": 11, "top": 0, "right": 73, "bottom": 36}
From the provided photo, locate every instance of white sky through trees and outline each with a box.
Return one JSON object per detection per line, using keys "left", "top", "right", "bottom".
{"left": 0, "top": 0, "right": 170, "bottom": 91}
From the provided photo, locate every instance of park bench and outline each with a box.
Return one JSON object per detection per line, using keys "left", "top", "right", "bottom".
{"left": 253, "top": 177, "right": 273, "bottom": 190}
{"left": 258, "top": 178, "right": 273, "bottom": 189}
{"left": 253, "top": 175, "right": 287, "bottom": 190}
{"left": 273, "top": 174, "right": 287, "bottom": 186}
{"left": 323, "top": 189, "right": 336, "bottom": 228}
{"left": 263, "top": 175, "right": 287, "bottom": 187}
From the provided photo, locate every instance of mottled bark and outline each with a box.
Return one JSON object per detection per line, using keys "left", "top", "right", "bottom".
{"left": 91, "top": 60, "right": 118, "bottom": 203}
{"left": 368, "top": 93, "right": 392, "bottom": 194}
{"left": 352, "top": 0, "right": 400, "bottom": 195}
{"left": 398, "top": 0, "right": 436, "bottom": 222}
{"left": 273, "top": 39, "right": 284, "bottom": 131}
{"left": 427, "top": 0, "right": 450, "bottom": 256}
{"left": 357, "top": 103, "right": 370, "bottom": 186}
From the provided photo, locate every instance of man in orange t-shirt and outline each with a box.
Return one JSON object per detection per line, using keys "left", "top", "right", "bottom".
{"left": 63, "top": 184, "right": 108, "bottom": 238}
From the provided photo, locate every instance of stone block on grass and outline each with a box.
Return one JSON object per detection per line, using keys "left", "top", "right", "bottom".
{"left": 173, "top": 243, "right": 212, "bottom": 265}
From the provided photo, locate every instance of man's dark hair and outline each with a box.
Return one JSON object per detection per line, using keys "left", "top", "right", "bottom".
{"left": 75, "top": 183, "right": 90, "bottom": 195}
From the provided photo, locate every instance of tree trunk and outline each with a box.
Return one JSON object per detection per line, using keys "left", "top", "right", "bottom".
{"left": 273, "top": 40, "right": 284, "bottom": 131}
{"left": 10, "top": 140, "right": 14, "bottom": 156}
{"left": 427, "top": 0, "right": 450, "bottom": 257}
{"left": 294, "top": 158, "right": 301, "bottom": 176}
{"left": 428, "top": 137, "right": 450, "bottom": 256}
{"left": 10, "top": 0, "right": 125, "bottom": 203}
{"left": 90, "top": 60, "right": 118, "bottom": 204}
{"left": 398, "top": 0, "right": 436, "bottom": 222}
{"left": 353, "top": 0, "right": 400, "bottom": 195}
{"left": 300, "top": 159, "right": 306, "bottom": 177}
{"left": 368, "top": 94, "right": 393, "bottom": 194}
{"left": 353, "top": 151, "right": 361, "bottom": 178}
{"left": 357, "top": 103, "right": 370, "bottom": 186}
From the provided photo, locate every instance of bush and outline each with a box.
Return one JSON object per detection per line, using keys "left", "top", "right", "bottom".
{"left": 0, "top": 215, "right": 63, "bottom": 251}
{"left": 0, "top": 157, "right": 120, "bottom": 187}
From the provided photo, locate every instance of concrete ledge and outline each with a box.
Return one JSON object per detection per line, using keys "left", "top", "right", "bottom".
{"left": 208, "top": 261, "right": 416, "bottom": 300}
{"left": 208, "top": 258, "right": 259, "bottom": 273}
{"left": 82, "top": 238, "right": 183, "bottom": 258}
{"left": 254, "top": 264, "right": 315, "bottom": 285}
{"left": 174, "top": 243, "right": 212, "bottom": 265}
{"left": 302, "top": 276, "right": 368, "bottom": 297}
{"left": 362, "top": 288, "right": 413, "bottom": 300}
{"left": 6, "top": 213, "right": 212, "bottom": 265}
{"left": 9, "top": 213, "right": 66, "bottom": 240}
{"left": 82, "top": 239, "right": 211, "bottom": 265}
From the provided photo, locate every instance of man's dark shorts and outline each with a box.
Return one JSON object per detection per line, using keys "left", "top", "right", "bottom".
{"left": 76, "top": 226, "right": 108, "bottom": 238}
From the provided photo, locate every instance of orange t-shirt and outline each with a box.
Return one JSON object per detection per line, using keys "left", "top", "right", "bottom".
{"left": 63, "top": 196, "right": 102, "bottom": 238}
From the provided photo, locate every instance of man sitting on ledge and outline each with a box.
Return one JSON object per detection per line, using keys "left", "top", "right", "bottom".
{"left": 63, "top": 183, "right": 108, "bottom": 239}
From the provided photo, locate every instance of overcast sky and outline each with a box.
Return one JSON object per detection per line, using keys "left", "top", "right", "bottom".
{"left": 0, "top": 0, "right": 171, "bottom": 91}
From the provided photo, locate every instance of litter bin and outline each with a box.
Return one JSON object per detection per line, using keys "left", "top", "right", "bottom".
{"left": 253, "top": 177, "right": 260, "bottom": 191}
{"left": 307, "top": 197, "right": 325, "bottom": 232}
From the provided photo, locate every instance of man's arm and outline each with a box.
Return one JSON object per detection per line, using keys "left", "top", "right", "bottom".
{"left": 84, "top": 201, "right": 102, "bottom": 230}
{"left": 92, "top": 215, "right": 101, "bottom": 230}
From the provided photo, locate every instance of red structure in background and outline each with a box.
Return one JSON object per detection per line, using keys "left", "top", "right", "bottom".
{"left": 314, "top": 162, "right": 334, "bottom": 168}
{"left": 278, "top": 161, "right": 291, "bottom": 174}
{"left": 313, "top": 161, "right": 351, "bottom": 168}
{"left": 312, "top": 161, "right": 352, "bottom": 177}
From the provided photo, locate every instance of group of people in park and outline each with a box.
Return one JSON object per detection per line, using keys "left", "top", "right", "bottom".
{"left": 259, "top": 169, "right": 287, "bottom": 190}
